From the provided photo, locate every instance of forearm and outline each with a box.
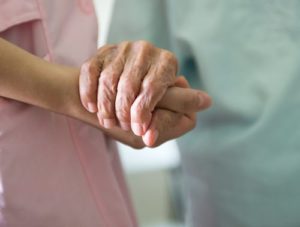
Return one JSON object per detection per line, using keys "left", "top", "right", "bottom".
{"left": 0, "top": 38, "right": 70, "bottom": 112}
{"left": 0, "top": 38, "right": 144, "bottom": 148}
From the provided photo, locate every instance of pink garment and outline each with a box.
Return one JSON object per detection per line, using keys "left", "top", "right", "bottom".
{"left": 0, "top": 0, "right": 137, "bottom": 226}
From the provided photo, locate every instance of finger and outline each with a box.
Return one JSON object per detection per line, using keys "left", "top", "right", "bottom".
{"left": 131, "top": 50, "right": 178, "bottom": 136}
{"left": 157, "top": 86, "right": 212, "bottom": 113}
{"left": 174, "top": 76, "right": 189, "bottom": 88}
{"left": 142, "top": 109, "right": 196, "bottom": 147}
{"left": 97, "top": 41, "right": 130, "bottom": 128}
{"left": 79, "top": 44, "right": 116, "bottom": 113}
{"left": 79, "top": 61, "right": 99, "bottom": 113}
{"left": 115, "top": 41, "right": 151, "bottom": 131}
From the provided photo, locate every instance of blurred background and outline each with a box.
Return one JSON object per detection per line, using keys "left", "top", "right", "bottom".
{"left": 91, "top": 1, "right": 300, "bottom": 227}
{"left": 94, "top": 1, "right": 185, "bottom": 226}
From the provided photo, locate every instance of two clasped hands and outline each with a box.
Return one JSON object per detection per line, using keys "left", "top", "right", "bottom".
{"left": 78, "top": 41, "right": 212, "bottom": 148}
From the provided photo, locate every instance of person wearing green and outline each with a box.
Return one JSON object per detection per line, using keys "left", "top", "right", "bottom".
{"left": 108, "top": 1, "right": 300, "bottom": 226}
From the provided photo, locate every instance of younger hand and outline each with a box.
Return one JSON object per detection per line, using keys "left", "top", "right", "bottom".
{"left": 142, "top": 76, "right": 211, "bottom": 147}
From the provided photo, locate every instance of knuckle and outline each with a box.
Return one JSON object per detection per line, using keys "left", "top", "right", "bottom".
{"left": 88, "top": 62, "right": 98, "bottom": 75}
{"left": 118, "top": 77, "right": 139, "bottom": 93}
{"left": 118, "top": 76, "right": 131, "bottom": 89}
{"left": 131, "top": 100, "right": 148, "bottom": 116}
{"left": 135, "top": 40, "right": 153, "bottom": 50}
{"left": 99, "top": 46, "right": 118, "bottom": 65}
{"left": 97, "top": 44, "right": 116, "bottom": 54}
{"left": 116, "top": 41, "right": 131, "bottom": 59}
{"left": 119, "top": 40, "right": 131, "bottom": 47}
{"left": 132, "top": 41, "right": 153, "bottom": 71}
{"left": 142, "top": 80, "right": 163, "bottom": 102}
{"left": 143, "top": 79, "right": 159, "bottom": 92}
{"left": 130, "top": 63, "right": 144, "bottom": 75}
{"left": 99, "top": 71, "right": 118, "bottom": 93}
{"left": 160, "top": 50, "right": 178, "bottom": 72}
{"left": 162, "top": 50, "right": 177, "bottom": 64}
{"left": 100, "top": 67, "right": 119, "bottom": 80}
{"left": 80, "top": 62, "right": 97, "bottom": 84}
{"left": 113, "top": 52, "right": 127, "bottom": 66}
{"left": 82, "top": 59, "right": 99, "bottom": 76}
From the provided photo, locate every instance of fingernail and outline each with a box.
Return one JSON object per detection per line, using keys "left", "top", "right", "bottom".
{"left": 143, "top": 129, "right": 159, "bottom": 147}
{"left": 132, "top": 123, "right": 143, "bottom": 136}
{"left": 87, "top": 102, "right": 97, "bottom": 113}
{"left": 103, "top": 119, "right": 116, "bottom": 129}
{"left": 201, "top": 92, "right": 212, "bottom": 108}
{"left": 120, "top": 122, "right": 131, "bottom": 131}
{"left": 198, "top": 93, "right": 205, "bottom": 108}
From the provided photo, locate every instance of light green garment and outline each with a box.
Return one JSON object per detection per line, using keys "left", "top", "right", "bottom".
{"left": 109, "top": 1, "right": 300, "bottom": 226}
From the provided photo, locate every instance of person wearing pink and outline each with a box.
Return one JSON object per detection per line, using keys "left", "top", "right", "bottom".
{"left": 0, "top": 0, "right": 211, "bottom": 226}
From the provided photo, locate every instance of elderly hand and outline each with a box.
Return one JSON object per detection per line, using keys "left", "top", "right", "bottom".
{"left": 79, "top": 40, "right": 212, "bottom": 146}
{"left": 79, "top": 40, "right": 179, "bottom": 136}
{"left": 97, "top": 76, "right": 211, "bottom": 147}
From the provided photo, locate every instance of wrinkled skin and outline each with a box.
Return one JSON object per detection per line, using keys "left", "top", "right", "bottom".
{"left": 79, "top": 40, "right": 212, "bottom": 147}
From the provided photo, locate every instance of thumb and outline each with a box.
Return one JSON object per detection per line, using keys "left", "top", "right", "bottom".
{"left": 174, "top": 76, "right": 190, "bottom": 88}
{"left": 142, "top": 109, "right": 196, "bottom": 147}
